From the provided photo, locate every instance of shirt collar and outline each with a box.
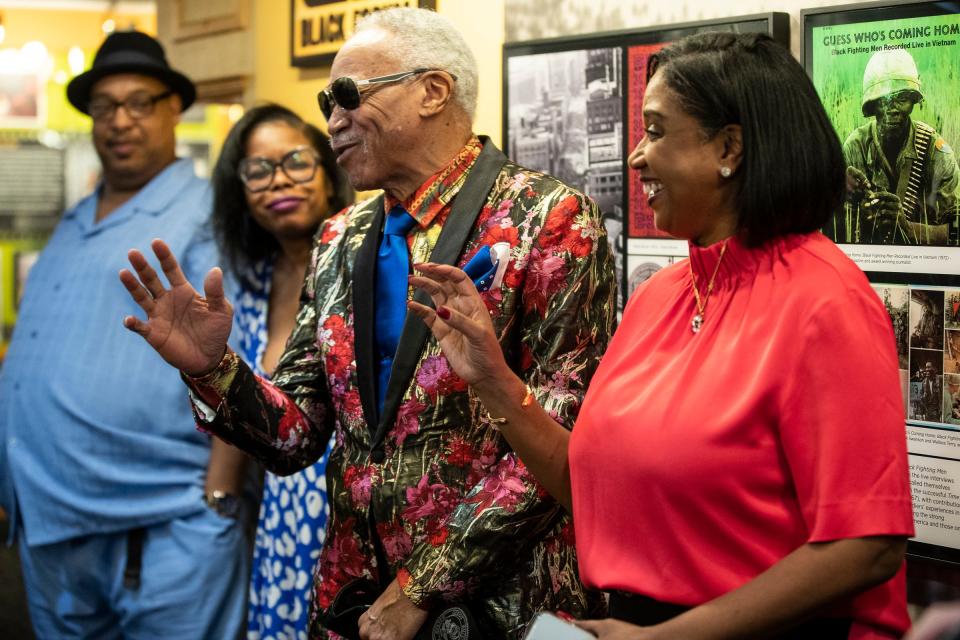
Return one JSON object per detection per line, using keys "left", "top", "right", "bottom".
{"left": 384, "top": 135, "right": 483, "bottom": 229}
{"left": 869, "top": 120, "right": 918, "bottom": 161}
{"left": 64, "top": 158, "right": 197, "bottom": 221}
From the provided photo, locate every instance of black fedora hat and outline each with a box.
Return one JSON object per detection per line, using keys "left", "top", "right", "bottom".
{"left": 67, "top": 30, "right": 196, "bottom": 115}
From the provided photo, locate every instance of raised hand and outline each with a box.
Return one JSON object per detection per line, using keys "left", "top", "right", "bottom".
{"left": 862, "top": 189, "right": 902, "bottom": 242}
{"left": 119, "top": 239, "right": 233, "bottom": 376}
{"left": 407, "top": 262, "right": 511, "bottom": 390}
{"left": 845, "top": 165, "right": 871, "bottom": 197}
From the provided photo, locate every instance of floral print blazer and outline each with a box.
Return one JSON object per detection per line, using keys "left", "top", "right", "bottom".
{"left": 188, "top": 138, "right": 616, "bottom": 638}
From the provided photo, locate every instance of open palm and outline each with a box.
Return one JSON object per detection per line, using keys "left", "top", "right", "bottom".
{"left": 407, "top": 262, "right": 510, "bottom": 388}
{"left": 119, "top": 239, "right": 233, "bottom": 376}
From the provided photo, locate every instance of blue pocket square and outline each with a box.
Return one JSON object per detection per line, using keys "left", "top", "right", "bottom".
{"left": 463, "top": 245, "right": 498, "bottom": 292}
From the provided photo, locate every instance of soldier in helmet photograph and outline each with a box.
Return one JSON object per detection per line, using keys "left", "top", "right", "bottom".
{"left": 829, "top": 47, "right": 960, "bottom": 246}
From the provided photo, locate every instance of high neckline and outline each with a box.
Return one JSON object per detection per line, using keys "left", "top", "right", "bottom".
{"left": 687, "top": 232, "right": 811, "bottom": 289}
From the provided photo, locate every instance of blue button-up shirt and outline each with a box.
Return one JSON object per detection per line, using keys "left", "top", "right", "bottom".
{"left": 0, "top": 158, "right": 221, "bottom": 546}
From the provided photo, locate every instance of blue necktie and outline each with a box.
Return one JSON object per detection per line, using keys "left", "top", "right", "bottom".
{"left": 375, "top": 205, "right": 417, "bottom": 414}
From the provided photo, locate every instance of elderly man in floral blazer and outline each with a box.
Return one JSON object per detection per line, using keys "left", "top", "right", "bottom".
{"left": 119, "top": 8, "right": 615, "bottom": 640}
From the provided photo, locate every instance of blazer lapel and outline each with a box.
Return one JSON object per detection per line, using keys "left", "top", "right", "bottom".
{"left": 373, "top": 138, "right": 509, "bottom": 446}
{"left": 352, "top": 195, "right": 385, "bottom": 435}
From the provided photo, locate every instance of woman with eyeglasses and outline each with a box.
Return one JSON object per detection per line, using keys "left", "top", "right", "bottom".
{"left": 209, "top": 103, "right": 352, "bottom": 640}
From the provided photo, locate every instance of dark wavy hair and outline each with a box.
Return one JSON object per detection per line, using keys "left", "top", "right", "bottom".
{"left": 211, "top": 103, "right": 352, "bottom": 282}
{"left": 647, "top": 32, "right": 845, "bottom": 247}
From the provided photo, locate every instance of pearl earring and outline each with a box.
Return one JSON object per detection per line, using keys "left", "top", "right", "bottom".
{"left": 720, "top": 166, "right": 732, "bottom": 178}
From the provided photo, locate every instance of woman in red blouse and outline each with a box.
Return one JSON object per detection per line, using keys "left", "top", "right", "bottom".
{"left": 409, "top": 32, "right": 913, "bottom": 639}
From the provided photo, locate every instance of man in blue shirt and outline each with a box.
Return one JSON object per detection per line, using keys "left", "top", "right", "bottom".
{"left": 0, "top": 31, "right": 247, "bottom": 639}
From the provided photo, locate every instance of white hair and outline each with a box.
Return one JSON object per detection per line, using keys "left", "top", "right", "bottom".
{"left": 354, "top": 8, "right": 478, "bottom": 119}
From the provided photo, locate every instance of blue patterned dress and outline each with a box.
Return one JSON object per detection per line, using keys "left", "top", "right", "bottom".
{"left": 238, "top": 259, "right": 332, "bottom": 640}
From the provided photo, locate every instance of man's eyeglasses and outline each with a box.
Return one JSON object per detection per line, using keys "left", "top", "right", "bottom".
{"left": 317, "top": 68, "right": 456, "bottom": 120}
{"left": 88, "top": 90, "right": 173, "bottom": 121}
{"left": 239, "top": 147, "right": 320, "bottom": 193}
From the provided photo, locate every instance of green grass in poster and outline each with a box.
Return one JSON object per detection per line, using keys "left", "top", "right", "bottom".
{"left": 812, "top": 14, "right": 960, "bottom": 151}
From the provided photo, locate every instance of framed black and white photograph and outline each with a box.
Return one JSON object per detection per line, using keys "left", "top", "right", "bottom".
{"left": 503, "top": 14, "right": 788, "bottom": 309}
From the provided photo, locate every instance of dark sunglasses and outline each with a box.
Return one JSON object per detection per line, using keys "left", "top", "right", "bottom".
{"left": 317, "top": 67, "right": 456, "bottom": 120}
{"left": 238, "top": 147, "right": 320, "bottom": 193}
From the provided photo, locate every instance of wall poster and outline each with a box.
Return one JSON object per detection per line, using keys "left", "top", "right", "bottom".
{"left": 502, "top": 14, "right": 789, "bottom": 309}
{"left": 290, "top": 0, "right": 436, "bottom": 67}
{"left": 804, "top": 0, "right": 960, "bottom": 562}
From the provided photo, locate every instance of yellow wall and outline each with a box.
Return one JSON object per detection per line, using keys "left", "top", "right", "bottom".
{"left": 0, "top": 6, "right": 223, "bottom": 141}
{"left": 0, "top": 7, "right": 155, "bottom": 133}
{"left": 0, "top": 7, "right": 155, "bottom": 50}
{"left": 252, "top": 0, "right": 505, "bottom": 143}
{"left": 441, "top": 0, "right": 505, "bottom": 145}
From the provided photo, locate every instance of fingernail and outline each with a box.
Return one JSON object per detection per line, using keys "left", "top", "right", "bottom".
{"left": 437, "top": 306, "right": 451, "bottom": 320}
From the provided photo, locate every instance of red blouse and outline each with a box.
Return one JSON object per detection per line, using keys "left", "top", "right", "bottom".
{"left": 569, "top": 232, "right": 914, "bottom": 639}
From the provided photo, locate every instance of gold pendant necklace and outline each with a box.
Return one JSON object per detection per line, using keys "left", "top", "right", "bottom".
{"left": 687, "top": 240, "right": 728, "bottom": 334}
